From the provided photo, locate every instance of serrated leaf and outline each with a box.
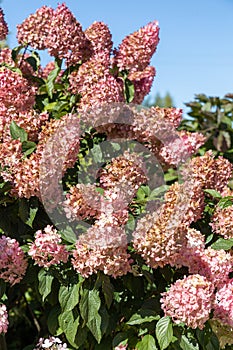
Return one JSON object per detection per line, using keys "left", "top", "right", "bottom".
{"left": 180, "top": 335, "right": 199, "bottom": 350}
{"left": 123, "top": 78, "right": 135, "bottom": 103}
{"left": 91, "top": 144, "right": 103, "bottom": 163}
{"left": 58, "top": 310, "right": 79, "bottom": 347}
{"left": 155, "top": 316, "right": 173, "bottom": 350}
{"left": 22, "top": 141, "right": 37, "bottom": 156}
{"left": 79, "top": 289, "right": 102, "bottom": 343}
{"left": 218, "top": 196, "right": 233, "bottom": 209}
{"left": 136, "top": 334, "right": 158, "bottom": 350}
{"left": 59, "top": 226, "right": 77, "bottom": 244}
{"left": 204, "top": 189, "right": 222, "bottom": 199}
{"left": 25, "top": 207, "right": 38, "bottom": 228}
{"left": 46, "top": 63, "right": 61, "bottom": 98}
{"left": 102, "top": 275, "right": 114, "bottom": 309}
{"left": 38, "top": 269, "right": 54, "bottom": 302}
{"left": 10, "top": 121, "right": 28, "bottom": 142}
{"left": 47, "top": 305, "right": 61, "bottom": 334}
{"left": 127, "top": 312, "right": 159, "bottom": 325}
{"left": 211, "top": 238, "right": 233, "bottom": 250}
{"left": 59, "top": 283, "right": 81, "bottom": 312}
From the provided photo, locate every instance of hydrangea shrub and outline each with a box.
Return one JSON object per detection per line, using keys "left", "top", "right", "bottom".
{"left": 0, "top": 4, "right": 233, "bottom": 350}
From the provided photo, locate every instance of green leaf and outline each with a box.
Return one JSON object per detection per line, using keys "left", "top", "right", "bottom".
{"left": 11, "top": 45, "right": 24, "bottom": 62}
{"left": 180, "top": 335, "right": 199, "bottom": 350}
{"left": 25, "top": 207, "right": 38, "bottom": 228}
{"left": 123, "top": 77, "right": 135, "bottom": 103}
{"left": 79, "top": 289, "right": 102, "bottom": 343}
{"left": 204, "top": 189, "right": 222, "bottom": 199}
{"left": 102, "top": 275, "right": 114, "bottom": 309}
{"left": 91, "top": 144, "right": 103, "bottom": 163}
{"left": 46, "top": 62, "right": 61, "bottom": 98}
{"left": 22, "top": 141, "right": 37, "bottom": 156}
{"left": 127, "top": 312, "right": 159, "bottom": 325}
{"left": 47, "top": 305, "right": 61, "bottom": 334}
{"left": 10, "top": 121, "right": 28, "bottom": 142}
{"left": 58, "top": 310, "right": 79, "bottom": 347}
{"left": 59, "top": 226, "right": 77, "bottom": 244}
{"left": 217, "top": 196, "right": 233, "bottom": 209}
{"left": 59, "top": 283, "right": 81, "bottom": 312}
{"left": 112, "top": 333, "right": 128, "bottom": 348}
{"left": 155, "top": 316, "right": 173, "bottom": 350}
{"left": 38, "top": 269, "right": 54, "bottom": 302}
{"left": 211, "top": 237, "right": 233, "bottom": 250}
{"left": 136, "top": 335, "right": 158, "bottom": 350}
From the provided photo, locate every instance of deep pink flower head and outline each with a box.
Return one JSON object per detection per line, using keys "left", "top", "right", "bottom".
{"left": 214, "top": 279, "right": 233, "bottom": 327}
{"left": 28, "top": 225, "right": 69, "bottom": 267}
{"left": 161, "top": 274, "right": 214, "bottom": 329}
{"left": 79, "top": 75, "right": 124, "bottom": 110}
{"left": 0, "top": 235, "right": 28, "bottom": 285}
{"left": 0, "top": 8, "right": 8, "bottom": 41}
{"left": 17, "top": 6, "right": 54, "bottom": 50}
{"left": 0, "top": 304, "right": 8, "bottom": 334}
{"left": 85, "top": 21, "right": 113, "bottom": 55}
{"left": 0, "top": 68, "right": 36, "bottom": 112}
{"left": 113, "top": 21, "right": 159, "bottom": 72}
{"left": 128, "top": 66, "right": 156, "bottom": 104}
{"left": 46, "top": 3, "right": 90, "bottom": 64}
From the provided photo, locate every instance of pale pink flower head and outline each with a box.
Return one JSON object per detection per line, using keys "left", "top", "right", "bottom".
{"left": 28, "top": 225, "right": 69, "bottom": 267}
{"left": 85, "top": 21, "right": 113, "bottom": 55}
{"left": 34, "top": 336, "right": 67, "bottom": 349}
{"left": 0, "top": 8, "right": 8, "bottom": 41}
{"left": 211, "top": 204, "right": 233, "bottom": 239}
{"left": 161, "top": 274, "right": 214, "bottom": 329}
{"left": 214, "top": 279, "right": 233, "bottom": 327}
{"left": 181, "top": 150, "right": 233, "bottom": 193}
{"left": 17, "top": 6, "right": 54, "bottom": 50}
{"left": 0, "top": 304, "right": 8, "bottom": 334}
{"left": 113, "top": 21, "right": 159, "bottom": 72}
{"left": 0, "top": 235, "right": 28, "bottom": 285}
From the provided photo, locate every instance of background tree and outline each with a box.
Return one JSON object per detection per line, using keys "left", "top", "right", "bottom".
{"left": 143, "top": 91, "right": 175, "bottom": 107}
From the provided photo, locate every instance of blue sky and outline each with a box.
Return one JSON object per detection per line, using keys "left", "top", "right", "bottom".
{"left": 2, "top": 0, "right": 233, "bottom": 114}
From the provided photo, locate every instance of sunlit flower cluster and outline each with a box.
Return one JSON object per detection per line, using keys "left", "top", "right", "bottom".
{"left": 28, "top": 225, "right": 69, "bottom": 267}
{"left": 0, "top": 304, "right": 8, "bottom": 334}
{"left": 113, "top": 21, "right": 159, "bottom": 72}
{"left": 161, "top": 274, "right": 214, "bottom": 329}
{"left": 34, "top": 336, "right": 67, "bottom": 350}
{"left": 0, "top": 68, "right": 36, "bottom": 112}
{"left": 0, "top": 8, "right": 8, "bottom": 41}
{"left": 0, "top": 235, "right": 28, "bottom": 285}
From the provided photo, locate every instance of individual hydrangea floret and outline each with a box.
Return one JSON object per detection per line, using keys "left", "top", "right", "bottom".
{"left": 28, "top": 225, "right": 69, "bottom": 267}
{"left": 161, "top": 274, "right": 214, "bottom": 329}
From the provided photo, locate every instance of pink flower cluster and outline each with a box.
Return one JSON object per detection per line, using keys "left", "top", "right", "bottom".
{"left": 0, "top": 8, "right": 8, "bottom": 41}
{"left": 161, "top": 274, "right": 214, "bottom": 329}
{"left": 34, "top": 336, "right": 67, "bottom": 350}
{"left": 0, "top": 235, "right": 28, "bottom": 285}
{"left": 0, "top": 304, "right": 8, "bottom": 334}
{"left": 0, "top": 68, "right": 36, "bottom": 112}
{"left": 28, "top": 225, "right": 69, "bottom": 267}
